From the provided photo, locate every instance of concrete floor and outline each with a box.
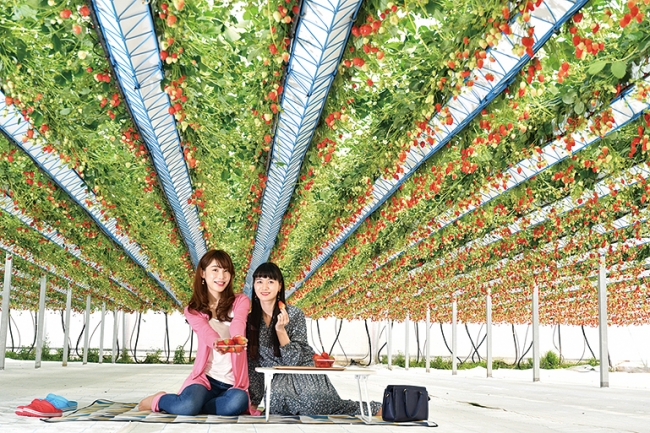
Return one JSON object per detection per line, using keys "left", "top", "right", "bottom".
{"left": 0, "top": 359, "right": 649, "bottom": 432}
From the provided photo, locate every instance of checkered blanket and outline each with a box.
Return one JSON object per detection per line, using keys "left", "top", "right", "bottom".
{"left": 43, "top": 399, "right": 437, "bottom": 426}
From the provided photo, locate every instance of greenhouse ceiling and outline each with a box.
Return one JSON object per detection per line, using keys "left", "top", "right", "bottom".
{"left": 0, "top": 0, "right": 649, "bottom": 325}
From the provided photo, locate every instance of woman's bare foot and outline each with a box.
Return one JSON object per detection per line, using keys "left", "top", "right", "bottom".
{"left": 138, "top": 391, "right": 165, "bottom": 411}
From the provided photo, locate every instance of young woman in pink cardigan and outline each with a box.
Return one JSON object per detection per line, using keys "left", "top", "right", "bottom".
{"left": 138, "top": 250, "right": 259, "bottom": 416}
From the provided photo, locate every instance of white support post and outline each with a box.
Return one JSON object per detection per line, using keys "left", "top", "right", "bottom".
{"left": 598, "top": 253, "right": 609, "bottom": 388}
{"left": 34, "top": 274, "right": 47, "bottom": 369}
{"left": 426, "top": 306, "right": 431, "bottom": 373}
{"left": 112, "top": 309, "right": 119, "bottom": 363}
{"left": 487, "top": 289, "right": 493, "bottom": 378}
{"left": 532, "top": 285, "right": 540, "bottom": 382}
{"left": 83, "top": 295, "right": 91, "bottom": 365}
{"left": 387, "top": 320, "right": 392, "bottom": 370}
{"left": 0, "top": 254, "right": 13, "bottom": 370}
{"left": 452, "top": 299, "right": 457, "bottom": 375}
{"left": 405, "top": 313, "right": 410, "bottom": 370}
{"left": 99, "top": 302, "right": 106, "bottom": 364}
{"left": 62, "top": 286, "right": 72, "bottom": 366}
{"left": 122, "top": 311, "right": 127, "bottom": 361}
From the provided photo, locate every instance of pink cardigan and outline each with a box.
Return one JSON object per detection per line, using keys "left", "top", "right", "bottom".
{"left": 152, "top": 294, "right": 261, "bottom": 415}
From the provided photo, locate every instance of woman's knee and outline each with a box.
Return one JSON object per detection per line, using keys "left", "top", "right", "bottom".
{"left": 158, "top": 385, "right": 208, "bottom": 415}
{"left": 218, "top": 388, "right": 249, "bottom": 416}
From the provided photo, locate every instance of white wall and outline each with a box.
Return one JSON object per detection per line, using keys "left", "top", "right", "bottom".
{"left": 3, "top": 309, "right": 649, "bottom": 367}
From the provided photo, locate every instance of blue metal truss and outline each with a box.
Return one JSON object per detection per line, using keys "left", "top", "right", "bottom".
{"left": 90, "top": 0, "right": 206, "bottom": 267}
{"left": 0, "top": 192, "right": 140, "bottom": 298}
{"left": 288, "top": 0, "right": 590, "bottom": 295}
{"left": 0, "top": 90, "right": 180, "bottom": 306}
{"left": 244, "top": 0, "right": 364, "bottom": 294}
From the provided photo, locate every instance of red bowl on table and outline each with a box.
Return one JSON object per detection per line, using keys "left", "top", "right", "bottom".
{"left": 314, "top": 358, "right": 335, "bottom": 368}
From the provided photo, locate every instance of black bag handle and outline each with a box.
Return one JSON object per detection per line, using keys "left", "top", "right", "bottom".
{"left": 403, "top": 388, "right": 425, "bottom": 419}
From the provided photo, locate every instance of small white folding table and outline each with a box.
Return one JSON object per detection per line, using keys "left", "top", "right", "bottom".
{"left": 255, "top": 366, "right": 376, "bottom": 422}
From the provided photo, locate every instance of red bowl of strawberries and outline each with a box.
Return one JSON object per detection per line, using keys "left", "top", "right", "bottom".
{"left": 313, "top": 352, "right": 335, "bottom": 368}
{"left": 215, "top": 335, "right": 248, "bottom": 353}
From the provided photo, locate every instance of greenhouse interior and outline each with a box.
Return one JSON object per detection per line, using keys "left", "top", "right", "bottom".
{"left": 1, "top": 0, "right": 650, "bottom": 431}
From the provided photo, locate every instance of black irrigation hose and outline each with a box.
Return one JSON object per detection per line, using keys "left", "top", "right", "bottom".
{"left": 463, "top": 333, "right": 487, "bottom": 364}
{"left": 335, "top": 324, "right": 350, "bottom": 365}
{"left": 511, "top": 324, "right": 519, "bottom": 367}
{"left": 439, "top": 323, "right": 462, "bottom": 365}
{"left": 315, "top": 319, "right": 325, "bottom": 353}
{"left": 465, "top": 324, "right": 481, "bottom": 363}
{"left": 29, "top": 312, "right": 37, "bottom": 352}
{"left": 164, "top": 313, "right": 170, "bottom": 363}
{"left": 8, "top": 312, "right": 14, "bottom": 351}
{"left": 581, "top": 325, "right": 596, "bottom": 359}
{"left": 517, "top": 342, "right": 534, "bottom": 368}
{"left": 189, "top": 329, "right": 194, "bottom": 363}
{"left": 75, "top": 324, "right": 86, "bottom": 358}
{"left": 363, "top": 320, "right": 372, "bottom": 365}
{"left": 131, "top": 312, "right": 142, "bottom": 363}
{"left": 328, "top": 319, "right": 344, "bottom": 356}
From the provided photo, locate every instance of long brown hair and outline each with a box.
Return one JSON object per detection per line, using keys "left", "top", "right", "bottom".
{"left": 188, "top": 250, "right": 236, "bottom": 322}
{"left": 247, "top": 262, "right": 286, "bottom": 359}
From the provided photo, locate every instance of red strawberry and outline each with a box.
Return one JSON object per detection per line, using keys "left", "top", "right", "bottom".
{"left": 278, "top": 301, "right": 286, "bottom": 310}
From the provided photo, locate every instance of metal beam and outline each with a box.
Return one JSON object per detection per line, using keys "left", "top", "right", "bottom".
{"left": 89, "top": 0, "right": 206, "bottom": 267}
{"left": 62, "top": 286, "right": 72, "bottom": 366}
{"left": 290, "top": 0, "right": 591, "bottom": 295}
{"left": 598, "top": 253, "right": 609, "bottom": 387}
{"left": 405, "top": 313, "right": 410, "bottom": 371}
{"left": 426, "top": 307, "right": 431, "bottom": 373}
{"left": 0, "top": 254, "right": 12, "bottom": 370}
{"left": 34, "top": 274, "right": 47, "bottom": 369}
{"left": 0, "top": 90, "right": 179, "bottom": 305}
{"left": 532, "top": 285, "right": 540, "bottom": 382}
{"left": 83, "top": 295, "right": 91, "bottom": 365}
{"left": 99, "top": 302, "right": 106, "bottom": 364}
{"left": 245, "top": 0, "right": 365, "bottom": 294}
{"left": 487, "top": 288, "right": 492, "bottom": 378}
{"left": 452, "top": 299, "right": 457, "bottom": 375}
{"left": 112, "top": 309, "right": 119, "bottom": 363}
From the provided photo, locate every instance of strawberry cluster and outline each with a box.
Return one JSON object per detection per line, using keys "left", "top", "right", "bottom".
{"left": 312, "top": 352, "right": 334, "bottom": 368}
{"left": 215, "top": 335, "right": 248, "bottom": 353}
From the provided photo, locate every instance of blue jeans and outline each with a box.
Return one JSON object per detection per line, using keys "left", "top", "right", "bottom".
{"left": 158, "top": 376, "right": 248, "bottom": 416}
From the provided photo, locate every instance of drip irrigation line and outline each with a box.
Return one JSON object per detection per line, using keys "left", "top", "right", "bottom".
{"left": 131, "top": 312, "right": 142, "bottom": 363}
{"left": 60, "top": 311, "right": 70, "bottom": 350}
{"left": 164, "top": 313, "right": 170, "bottom": 363}
{"left": 75, "top": 324, "right": 85, "bottom": 358}
{"left": 189, "top": 329, "right": 194, "bottom": 363}
{"left": 511, "top": 324, "right": 519, "bottom": 367}
{"left": 439, "top": 323, "right": 462, "bottom": 364}
{"left": 364, "top": 320, "right": 372, "bottom": 365}
{"left": 315, "top": 320, "right": 325, "bottom": 353}
{"left": 309, "top": 319, "right": 317, "bottom": 350}
{"left": 377, "top": 342, "right": 387, "bottom": 359}
{"left": 581, "top": 326, "right": 596, "bottom": 359}
{"left": 9, "top": 311, "right": 15, "bottom": 351}
{"left": 29, "top": 312, "right": 36, "bottom": 352}
{"left": 553, "top": 325, "right": 564, "bottom": 363}
{"left": 465, "top": 324, "right": 481, "bottom": 362}
{"left": 517, "top": 342, "right": 534, "bottom": 368}
{"left": 463, "top": 333, "right": 487, "bottom": 364}
{"left": 335, "top": 325, "right": 349, "bottom": 365}
{"left": 328, "top": 319, "right": 344, "bottom": 356}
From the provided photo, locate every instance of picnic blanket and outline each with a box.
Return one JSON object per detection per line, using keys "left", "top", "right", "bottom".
{"left": 43, "top": 399, "right": 437, "bottom": 426}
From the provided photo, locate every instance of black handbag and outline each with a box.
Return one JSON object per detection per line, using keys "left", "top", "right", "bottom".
{"left": 381, "top": 385, "right": 429, "bottom": 422}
